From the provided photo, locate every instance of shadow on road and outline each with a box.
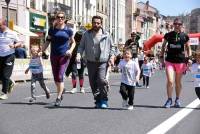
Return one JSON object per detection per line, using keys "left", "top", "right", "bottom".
{"left": 134, "top": 104, "right": 164, "bottom": 109}
{"left": 2, "top": 102, "right": 49, "bottom": 105}
{"left": 44, "top": 105, "right": 127, "bottom": 111}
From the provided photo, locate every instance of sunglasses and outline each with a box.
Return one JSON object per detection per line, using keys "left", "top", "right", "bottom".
{"left": 56, "top": 16, "right": 65, "bottom": 20}
{"left": 173, "top": 23, "right": 182, "bottom": 26}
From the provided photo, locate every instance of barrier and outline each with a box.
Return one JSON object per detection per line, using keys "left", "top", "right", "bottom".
{"left": 144, "top": 33, "right": 200, "bottom": 51}
{"left": 11, "top": 59, "right": 53, "bottom": 81}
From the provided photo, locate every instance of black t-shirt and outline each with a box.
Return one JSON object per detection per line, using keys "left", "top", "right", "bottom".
{"left": 164, "top": 31, "right": 189, "bottom": 63}
{"left": 124, "top": 39, "right": 139, "bottom": 58}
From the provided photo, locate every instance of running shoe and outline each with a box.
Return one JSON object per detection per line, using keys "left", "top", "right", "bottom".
{"left": 100, "top": 100, "right": 108, "bottom": 109}
{"left": 54, "top": 98, "right": 62, "bottom": 107}
{"left": 164, "top": 98, "right": 173, "bottom": 108}
{"left": 80, "top": 87, "right": 85, "bottom": 93}
{"left": 70, "top": 88, "right": 77, "bottom": 94}
{"left": 0, "top": 93, "right": 8, "bottom": 100}
{"left": 127, "top": 105, "right": 134, "bottom": 110}
{"left": 174, "top": 98, "right": 181, "bottom": 108}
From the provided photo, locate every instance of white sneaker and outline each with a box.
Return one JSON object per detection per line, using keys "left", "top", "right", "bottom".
{"left": 127, "top": 105, "right": 133, "bottom": 110}
{"left": 80, "top": 87, "right": 85, "bottom": 93}
{"left": 146, "top": 86, "right": 149, "bottom": 89}
{"left": 122, "top": 100, "right": 128, "bottom": 108}
{"left": 70, "top": 88, "right": 77, "bottom": 94}
{"left": 0, "top": 94, "right": 8, "bottom": 100}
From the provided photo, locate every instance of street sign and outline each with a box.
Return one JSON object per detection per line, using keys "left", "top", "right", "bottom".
{"left": 189, "top": 38, "right": 199, "bottom": 45}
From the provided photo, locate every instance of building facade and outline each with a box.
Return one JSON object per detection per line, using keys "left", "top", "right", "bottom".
{"left": 72, "top": 0, "right": 96, "bottom": 31}
{"left": 125, "top": 0, "right": 137, "bottom": 41}
{"left": 136, "top": 1, "right": 160, "bottom": 45}
{"left": 190, "top": 8, "right": 200, "bottom": 33}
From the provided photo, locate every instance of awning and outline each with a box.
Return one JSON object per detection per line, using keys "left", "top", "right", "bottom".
{"left": 13, "top": 25, "right": 38, "bottom": 37}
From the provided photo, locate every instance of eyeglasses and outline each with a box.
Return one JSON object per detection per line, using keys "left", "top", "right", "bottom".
{"left": 173, "top": 23, "right": 182, "bottom": 26}
{"left": 56, "top": 16, "right": 65, "bottom": 20}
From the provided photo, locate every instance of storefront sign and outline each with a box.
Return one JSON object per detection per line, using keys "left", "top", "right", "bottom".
{"left": 30, "top": 12, "right": 47, "bottom": 32}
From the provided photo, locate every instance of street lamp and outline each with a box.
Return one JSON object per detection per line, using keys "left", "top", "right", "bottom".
{"left": 5, "top": 0, "right": 10, "bottom": 26}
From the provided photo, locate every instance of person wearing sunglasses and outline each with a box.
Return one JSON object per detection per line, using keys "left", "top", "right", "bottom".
{"left": 0, "top": 18, "right": 22, "bottom": 100}
{"left": 160, "top": 18, "right": 192, "bottom": 108}
{"left": 42, "top": 11, "right": 75, "bottom": 106}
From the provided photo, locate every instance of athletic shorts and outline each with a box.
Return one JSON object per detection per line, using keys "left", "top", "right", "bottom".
{"left": 165, "top": 61, "right": 186, "bottom": 74}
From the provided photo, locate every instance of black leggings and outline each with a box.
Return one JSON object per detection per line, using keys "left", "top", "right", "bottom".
{"left": 119, "top": 83, "right": 135, "bottom": 105}
{"left": 143, "top": 75, "right": 149, "bottom": 87}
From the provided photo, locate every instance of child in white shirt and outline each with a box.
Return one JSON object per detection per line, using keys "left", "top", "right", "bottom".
{"left": 190, "top": 51, "right": 200, "bottom": 99}
{"left": 118, "top": 49, "right": 140, "bottom": 110}
{"left": 25, "top": 45, "right": 50, "bottom": 102}
{"left": 141, "top": 57, "right": 153, "bottom": 88}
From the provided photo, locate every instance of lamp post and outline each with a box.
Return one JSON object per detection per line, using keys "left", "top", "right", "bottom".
{"left": 5, "top": 0, "right": 10, "bottom": 26}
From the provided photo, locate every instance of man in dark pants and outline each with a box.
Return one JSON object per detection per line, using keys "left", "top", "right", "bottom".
{"left": 0, "top": 18, "right": 22, "bottom": 100}
{"left": 77, "top": 16, "right": 116, "bottom": 108}
{"left": 124, "top": 32, "right": 142, "bottom": 87}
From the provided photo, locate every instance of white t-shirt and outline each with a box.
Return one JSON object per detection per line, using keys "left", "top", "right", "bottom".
{"left": 141, "top": 63, "right": 153, "bottom": 77}
{"left": 29, "top": 57, "right": 43, "bottom": 74}
{"left": 191, "top": 63, "right": 200, "bottom": 87}
{"left": 138, "top": 51, "right": 144, "bottom": 61}
{"left": 118, "top": 59, "right": 140, "bottom": 86}
{"left": 0, "top": 28, "right": 19, "bottom": 56}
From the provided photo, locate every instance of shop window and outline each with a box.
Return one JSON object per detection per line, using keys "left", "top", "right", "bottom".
{"left": 2, "top": 8, "right": 17, "bottom": 24}
{"left": 30, "top": 0, "right": 36, "bottom": 9}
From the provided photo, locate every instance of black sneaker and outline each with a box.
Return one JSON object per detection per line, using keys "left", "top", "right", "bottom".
{"left": 54, "top": 98, "right": 61, "bottom": 107}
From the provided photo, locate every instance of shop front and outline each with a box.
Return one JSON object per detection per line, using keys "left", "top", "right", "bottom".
{"left": 29, "top": 10, "right": 47, "bottom": 50}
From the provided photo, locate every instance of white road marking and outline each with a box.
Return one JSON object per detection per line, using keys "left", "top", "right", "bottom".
{"left": 147, "top": 98, "right": 200, "bottom": 134}
{"left": 24, "top": 86, "right": 91, "bottom": 100}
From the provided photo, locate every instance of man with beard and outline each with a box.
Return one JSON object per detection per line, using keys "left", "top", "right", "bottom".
{"left": 77, "top": 16, "right": 116, "bottom": 108}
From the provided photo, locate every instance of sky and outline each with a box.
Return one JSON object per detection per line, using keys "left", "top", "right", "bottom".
{"left": 138, "top": 0, "right": 200, "bottom": 16}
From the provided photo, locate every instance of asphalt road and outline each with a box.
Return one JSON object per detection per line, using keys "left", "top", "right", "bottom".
{"left": 0, "top": 70, "right": 199, "bottom": 134}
